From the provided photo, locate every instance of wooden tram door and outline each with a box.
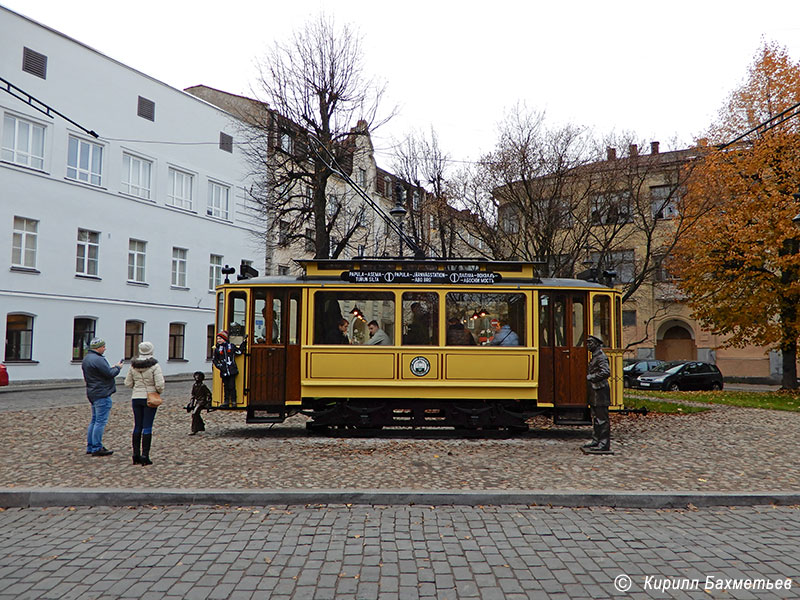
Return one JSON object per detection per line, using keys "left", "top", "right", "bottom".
{"left": 248, "top": 289, "right": 301, "bottom": 407}
{"left": 538, "top": 292, "right": 589, "bottom": 409}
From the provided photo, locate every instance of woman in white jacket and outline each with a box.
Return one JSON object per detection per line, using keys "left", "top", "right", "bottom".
{"left": 124, "top": 341, "right": 165, "bottom": 465}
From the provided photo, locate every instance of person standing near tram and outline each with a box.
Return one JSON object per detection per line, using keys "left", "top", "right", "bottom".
{"left": 583, "top": 334, "right": 612, "bottom": 453}
{"left": 212, "top": 330, "right": 246, "bottom": 407}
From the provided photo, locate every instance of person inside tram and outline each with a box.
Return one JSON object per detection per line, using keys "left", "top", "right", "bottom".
{"left": 446, "top": 317, "right": 476, "bottom": 346}
{"left": 325, "top": 318, "right": 351, "bottom": 344}
{"left": 404, "top": 302, "right": 430, "bottom": 345}
{"left": 257, "top": 308, "right": 280, "bottom": 344}
{"left": 365, "top": 320, "right": 391, "bottom": 346}
{"left": 488, "top": 319, "right": 520, "bottom": 346}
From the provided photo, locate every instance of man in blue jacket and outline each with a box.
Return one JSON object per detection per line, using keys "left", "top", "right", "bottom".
{"left": 82, "top": 338, "right": 123, "bottom": 456}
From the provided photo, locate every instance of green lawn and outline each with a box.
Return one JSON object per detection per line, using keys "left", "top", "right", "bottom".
{"left": 625, "top": 389, "right": 800, "bottom": 412}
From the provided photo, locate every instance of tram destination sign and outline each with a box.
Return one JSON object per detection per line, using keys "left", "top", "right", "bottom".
{"left": 344, "top": 270, "right": 502, "bottom": 285}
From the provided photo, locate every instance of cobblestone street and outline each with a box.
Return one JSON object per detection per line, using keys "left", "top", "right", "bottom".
{"left": 1, "top": 504, "right": 798, "bottom": 600}
{"left": 1, "top": 388, "right": 799, "bottom": 492}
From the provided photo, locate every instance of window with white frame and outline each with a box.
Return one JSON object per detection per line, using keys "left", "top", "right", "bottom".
{"left": 169, "top": 322, "right": 185, "bottom": 359}
{"left": 650, "top": 185, "right": 680, "bottom": 219}
{"left": 358, "top": 168, "right": 367, "bottom": 188}
{"left": 121, "top": 153, "right": 152, "bottom": 199}
{"left": 76, "top": 229, "right": 99, "bottom": 276}
{"left": 5, "top": 314, "right": 34, "bottom": 361}
{"left": 207, "top": 181, "right": 230, "bottom": 219}
{"left": 72, "top": 317, "right": 96, "bottom": 360}
{"left": 128, "top": 239, "right": 146, "bottom": 283}
{"left": 67, "top": 136, "right": 103, "bottom": 186}
{"left": 172, "top": 247, "right": 187, "bottom": 287}
{"left": 168, "top": 167, "right": 193, "bottom": 209}
{"left": 326, "top": 192, "right": 339, "bottom": 216}
{"left": 2, "top": 114, "right": 45, "bottom": 170}
{"left": 12, "top": 216, "right": 38, "bottom": 269}
{"left": 209, "top": 254, "right": 223, "bottom": 291}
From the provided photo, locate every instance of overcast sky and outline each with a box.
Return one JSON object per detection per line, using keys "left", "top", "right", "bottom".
{"left": 5, "top": 0, "right": 800, "bottom": 168}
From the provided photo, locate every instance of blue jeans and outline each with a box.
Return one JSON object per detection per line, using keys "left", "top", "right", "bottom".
{"left": 131, "top": 397, "right": 158, "bottom": 434}
{"left": 87, "top": 396, "right": 112, "bottom": 452}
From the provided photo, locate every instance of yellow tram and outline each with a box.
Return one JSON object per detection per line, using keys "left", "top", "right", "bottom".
{"left": 211, "top": 258, "right": 624, "bottom": 432}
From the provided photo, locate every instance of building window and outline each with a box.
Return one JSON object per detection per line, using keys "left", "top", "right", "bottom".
{"left": 76, "top": 229, "right": 99, "bottom": 276}
{"left": 327, "top": 193, "right": 339, "bottom": 216}
{"left": 279, "top": 131, "right": 293, "bottom": 153}
{"left": 2, "top": 114, "right": 45, "bottom": 170}
{"left": 654, "top": 254, "right": 676, "bottom": 282}
{"left": 137, "top": 96, "right": 155, "bottom": 121}
{"left": 591, "top": 250, "right": 635, "bottom": 283}
{"left": 121, "top": 153, "right": 152, "bottom": 199}
{"left": 357, "top": 168, "right": 367, "bottom": 188}
{"left": 124, "top": 320, "right": 144, "bottom": 360}
{"left": 72, "top": 317, "right": 96, "bottom": 360}
{"left": 278, "top": 265, "right": 290, "bottom": 276}
{"left": 209, "top": 254, "right": 223, "bottom": 291}
{"left": 5, "top": 314, "right": 34, "bottom": 361}
{"left": 22, "top": 47, "right": 47, "bottom": 79}
{"left": 207, "top": 181, "right": 230, "bottom": 219}
{"left": 279, "top": 220, "right": 290, "bottom": 246}
{"left": 12, "top": 216, "right": 38, "bottom": 269}
{"left": 169, "top": 323, "right": 185, "bottom": 359}
{"left": 591, "top": 192, "right": 632, "bottom": 225}
{"left": 128, "top": 239, "right": 146, "bottom": 283}
{"left": 167, "top": 168, "right": 193, "bottom": 209}
{"left": 305, "top": 229, "right": 315, "bottom": 253}
{"left": 219, "top": 132, "right": 233, "bottom": 153}
{"left": 384, "top": 177, "right": 393, "bottom": 199}
{"left": 650, "top": 185, "right": 680, "bottom": 219}
{"left": 622, "top": 310, "right": 637, "bottom": 327}
{"left": 66, "top": 136, "right": 103, "bottom": 186}
{"left": 207, "top": 324, "right": 215, "bottom": 359}
{"left": 172, "top": 247, "right": 187, "bottom": 287}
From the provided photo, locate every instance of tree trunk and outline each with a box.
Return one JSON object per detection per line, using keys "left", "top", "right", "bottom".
{"left": 781, "top": 340, "right": 798, "bottom": 390}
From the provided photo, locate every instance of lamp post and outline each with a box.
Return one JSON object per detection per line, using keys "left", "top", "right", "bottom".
{"left": 389, "top": 184, "right": 407, "bottom": 259}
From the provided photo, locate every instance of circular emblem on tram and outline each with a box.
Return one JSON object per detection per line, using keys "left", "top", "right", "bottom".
{"left": 449, "top": 272, "right": 460, "bottom": 283}
{"left": 410, "top": 356, "right": 431, "bottom": 377}
{"left": 383, "top": 272, "right": 395, "bottom": 283}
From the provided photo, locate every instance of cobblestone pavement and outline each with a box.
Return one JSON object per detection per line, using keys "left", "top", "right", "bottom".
{"left": 0, "top": 504, "right": 798, "bottom": 600}
{"left": 1, "top": 387, "right": 799, "bottom": 492}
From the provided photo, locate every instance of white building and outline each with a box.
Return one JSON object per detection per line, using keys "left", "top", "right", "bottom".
{"left": 0, "top": 7, "right": 264, "bottom": 382}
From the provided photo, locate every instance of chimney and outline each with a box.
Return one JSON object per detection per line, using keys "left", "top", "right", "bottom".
{"left": 629, "top": 144, "right": 638, "bottom": 157}
{"left": 650, "top": 141, "right": 660, "bottom": 155}
{"left": 606, "top": 147, "right": 617, "bottom": 161}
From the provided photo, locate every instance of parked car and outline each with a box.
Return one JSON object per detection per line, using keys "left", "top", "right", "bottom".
{"left": 633, "top": 361, "right": 723, "bottom": 391}
{"left": 622, "top": 359, "right": 665, "bottom": 388}
{"left": 0, "top": 363, "right": 8, "bottom": 386}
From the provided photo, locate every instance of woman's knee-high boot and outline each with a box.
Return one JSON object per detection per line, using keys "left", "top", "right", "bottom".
{"left": 140, "top": 434, "right": 153, "bottom": 465}
{"left": 132, "top": 433, "right": 142, "bottom": 464}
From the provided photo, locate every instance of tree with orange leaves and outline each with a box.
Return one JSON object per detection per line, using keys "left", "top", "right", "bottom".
{"left": 672, "top": 41, "right": 800, "bottom": 389}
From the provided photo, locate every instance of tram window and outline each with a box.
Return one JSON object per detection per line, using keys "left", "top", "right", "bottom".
{"left": 227, "top": 292, "right": 247, "bottom": 345}
{"left": 289, "top": 294, "right": 299, "bottom": 345}
{"left": 572, "top": 296, "right": 586, "bottom": 347}
{"left": 553, "top": 296, "right": 566, "bottom": 347}
{"left": 253, "top": 291, "right": 282, "bottom": 344}
{"left": 592, "top": 295, "right": 611, "bottom": 347}
{"left": 402, "top": 292, "right": 439, "bottom": 346}
{"left": 216, "top": 293, "right": 225, "bottom": 332}
{"left": 539, "top": 294, "right": 551, "bottom": 347}
{"left": 313, "top": 291, "right": 394, "bottom": 345}
{"left": 445, "top": 292, "right": 525, "bottom": 346}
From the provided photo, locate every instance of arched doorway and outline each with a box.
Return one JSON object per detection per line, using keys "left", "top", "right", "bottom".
{"left": 655, "top": 321, "right": 697, "bottom": 361}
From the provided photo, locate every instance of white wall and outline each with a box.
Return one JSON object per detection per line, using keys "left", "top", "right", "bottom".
{"left": 0, "top": 7, "right": 265, "bottom": 381}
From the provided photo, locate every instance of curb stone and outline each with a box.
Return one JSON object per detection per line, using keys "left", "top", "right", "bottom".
{"left": 2, "top": 488, "right": 799, "bottom": 509}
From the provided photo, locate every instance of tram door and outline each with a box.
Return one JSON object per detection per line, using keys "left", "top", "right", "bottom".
{"left": 538, "top": 292, "right": 588, "bottom": 408}
{"left": 248, "top": 289, "right": 301, "bottom": 406}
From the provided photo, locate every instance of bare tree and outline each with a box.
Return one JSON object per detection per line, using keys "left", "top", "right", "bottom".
{"left": 244, "top": 14, "right": 394, "bottom": 261}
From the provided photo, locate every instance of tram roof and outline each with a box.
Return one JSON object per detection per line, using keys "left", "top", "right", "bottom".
{"left": 221, "top": 258, "right": 617, "bottom": 291}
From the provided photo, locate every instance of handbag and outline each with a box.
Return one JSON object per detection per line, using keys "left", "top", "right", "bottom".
{"left": 146, "top": 391, "right": 163, "bottom": 408}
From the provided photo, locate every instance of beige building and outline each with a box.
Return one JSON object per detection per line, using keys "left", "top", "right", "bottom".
{"left": 498, "top": 141, "right": 782, "bottom": 382}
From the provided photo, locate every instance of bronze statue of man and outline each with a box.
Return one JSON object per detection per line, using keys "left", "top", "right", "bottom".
{"left": 583, "top": 335, "right": 611, "bottom": 453}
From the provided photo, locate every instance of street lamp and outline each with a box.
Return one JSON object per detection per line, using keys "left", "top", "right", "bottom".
{"left": 389, "top": 184, "right": 407, "bottom": 258}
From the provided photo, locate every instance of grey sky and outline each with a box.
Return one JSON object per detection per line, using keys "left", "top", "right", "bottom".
{"left": 4, "top": 0, "right": 800, "bottom": 166}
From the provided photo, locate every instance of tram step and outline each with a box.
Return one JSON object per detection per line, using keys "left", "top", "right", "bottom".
{"left": 246, "top": 409, "right": 287, "bottom": 424}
